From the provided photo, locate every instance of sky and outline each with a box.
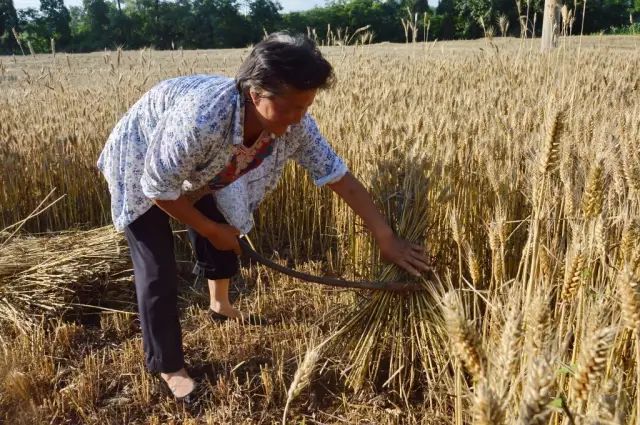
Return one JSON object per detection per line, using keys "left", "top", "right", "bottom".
{"left": 13, "top": 0, "right": 328, "bottom": 11}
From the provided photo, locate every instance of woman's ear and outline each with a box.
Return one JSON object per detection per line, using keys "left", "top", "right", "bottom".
{"left": 248, "top": 89, "right": 261, "bottom": 106}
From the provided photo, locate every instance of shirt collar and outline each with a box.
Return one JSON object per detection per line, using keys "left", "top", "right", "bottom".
{"left": 231, "top": 89, "right": 245, "bottom": 146}
{"left": 234, "top": 89, "right": 281, "bottom": 144}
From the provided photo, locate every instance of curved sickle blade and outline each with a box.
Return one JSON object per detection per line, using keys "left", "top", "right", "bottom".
{"left": 238, "top": 237, "right": 423, "bottom": 293}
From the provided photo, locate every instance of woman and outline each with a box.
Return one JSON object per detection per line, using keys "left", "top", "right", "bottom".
{"left": 97, "top": 32, "right": 430, "bottom": 401}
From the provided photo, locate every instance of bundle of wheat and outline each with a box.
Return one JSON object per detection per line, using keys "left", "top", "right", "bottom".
{"left": 315, "top": 146, "right": 452, "bottom": 403}
{"left": 0, "top": 226, "right": 132, "bottom": 331}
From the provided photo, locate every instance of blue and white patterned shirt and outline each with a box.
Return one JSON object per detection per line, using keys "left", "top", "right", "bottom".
{"left": 97, "top": 75, "right": 348, "bottom": 233}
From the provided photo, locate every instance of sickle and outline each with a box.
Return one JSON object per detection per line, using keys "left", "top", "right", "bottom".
{"left": 238, "top": 236, "right": 425, "bottom": 293}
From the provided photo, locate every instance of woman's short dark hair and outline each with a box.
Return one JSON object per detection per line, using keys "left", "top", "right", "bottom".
{"left": 235, "top": 32, "right": 334, "bottom": 96}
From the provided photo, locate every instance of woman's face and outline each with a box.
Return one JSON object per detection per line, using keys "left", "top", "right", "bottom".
{"left": 250, "top": 87, "right": 317, "bottom": 136}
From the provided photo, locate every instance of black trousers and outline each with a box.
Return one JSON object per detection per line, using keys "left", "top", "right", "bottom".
{"left": 124, "top": 194, "right": 239, "bottom": 373}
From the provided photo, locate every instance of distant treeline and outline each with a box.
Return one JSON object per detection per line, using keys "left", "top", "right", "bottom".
{"left": 1, "top": 0, "right": 638, "bottom": 54}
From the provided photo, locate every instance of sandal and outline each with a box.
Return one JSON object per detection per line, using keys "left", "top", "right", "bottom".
{"left": 208, "top": 309, "right": 271, "bottom": 326}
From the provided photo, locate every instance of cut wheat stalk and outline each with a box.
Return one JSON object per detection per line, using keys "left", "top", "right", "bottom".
{"left": 0, "top": 226, "right": 132, "bottom": 331}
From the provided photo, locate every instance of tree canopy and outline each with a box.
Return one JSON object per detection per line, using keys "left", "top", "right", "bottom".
{"left": 1, "top": 0, "right": 638, "bottom": 54}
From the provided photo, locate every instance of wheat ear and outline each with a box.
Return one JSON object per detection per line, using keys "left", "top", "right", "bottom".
{"left": 572, "top": 327, "right": 616, "bottom": 409}
{"left": 282, "top": 344, "right": 321, "bottom": 425}
{"left": 472, "top": 379, "right": 505, "bottom": 425}
{"left": 518, "top": 357, "right": 555, "bottom": 425}
{"left": 442, "top": 291, "right": 486, "bottom": 381}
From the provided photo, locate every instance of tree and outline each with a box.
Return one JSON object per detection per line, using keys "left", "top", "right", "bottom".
{"left": 85, "top": 0, "right": 110, "bottom": 34}
{"left": 248, "top": 0, "right": 282, "bottom": 41}
{"left": 123, "top": 0, "right": 160, "bottom": 47}
{"left": 434, "top": 0, "right": 458, "bottom": 39}
{"left": 23, "top": 0, "right": 636, "bottom": 52}
{"left": 282, "top": 0, "right": 406, "bottom": 44}
{"left": 403, "top": 0, "right": 430, "bottom": 14}
{"left": 155, "top": 0, "right": 193, "bottom": 48}
{"left": 0, "top": 0, "right": 19, "bottom": 52}
{"left": 581, "top": 0, "right": 633, "bottom": 33}
{"left": 191, "top": 0, "right": 248, "bottom": 48}
{"left": 40, "top": 0, "right": 72, "bottom": 47}
{"left": 455, "top": 0, "right": 493, "bottom": 37}
{"left": 16, "top": 8, "right": 49, "bottom": 52}
{"left": 84, "top": 0, "right": 111, "bottom": 47}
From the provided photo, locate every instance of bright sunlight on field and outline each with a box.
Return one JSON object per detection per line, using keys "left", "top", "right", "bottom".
{"left": 1, "top": 36, "right": 639, "bottom": 423}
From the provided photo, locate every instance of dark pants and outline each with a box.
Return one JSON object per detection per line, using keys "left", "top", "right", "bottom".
{"left": 124, "top": 194, "right": 239, "bottom": 373}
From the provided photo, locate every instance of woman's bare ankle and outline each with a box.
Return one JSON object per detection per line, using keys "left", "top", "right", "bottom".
{"left": 210, "top": 302, "right": 241, "bottom": 319}
{"left": 160, "top": 367, "right": 189, "bottom": 379}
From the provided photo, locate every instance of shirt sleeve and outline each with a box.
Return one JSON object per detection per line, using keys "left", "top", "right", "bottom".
{"left": 141, "top": 91, "right": 231, "bottom": 200}
{"left": 289, "top": 114, "right": 349, "bottom": 186}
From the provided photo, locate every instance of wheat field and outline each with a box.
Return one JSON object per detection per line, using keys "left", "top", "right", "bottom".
{"left": 1, "top": 35, "right": 640, "bottom": 424}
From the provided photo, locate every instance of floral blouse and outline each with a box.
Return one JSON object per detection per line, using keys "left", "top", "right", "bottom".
{"left": 208, "top": 131, "right": 275, "bottom": 191}
{"left": 97, "top": 75, "right": 348, "bottom": 233}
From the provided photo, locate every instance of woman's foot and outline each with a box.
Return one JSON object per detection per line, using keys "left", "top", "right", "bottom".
{"left": 160, "top": 368, "right": 196, "bottom": 400}
{"left": 210, "top": 302, "right": 242, "bottom": 319}
{"left": 208, "top": 279, "right": 271, "bottom": 325}
{"left": 208, "top": 308, "right": 271, "bottom": 326}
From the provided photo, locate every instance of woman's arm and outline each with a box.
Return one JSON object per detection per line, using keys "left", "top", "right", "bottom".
{"left": 327, "top": 172, "right": 430, "bottom": 277}
{"left": 155, "top": 196, "right": 241, "bottom": 254}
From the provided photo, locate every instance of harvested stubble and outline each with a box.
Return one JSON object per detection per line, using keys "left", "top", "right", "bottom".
{"left": 0, "top": 226, "right": 132, "bottom": 331}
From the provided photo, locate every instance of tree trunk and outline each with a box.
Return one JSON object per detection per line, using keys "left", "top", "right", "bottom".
{"left": 541, "top": 0, "right": 558, "bottom": 51}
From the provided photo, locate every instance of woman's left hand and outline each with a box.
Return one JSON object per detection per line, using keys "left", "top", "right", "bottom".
{"left": 326, "top": 174, "right": 433, "bottom": 277}
{"left": 378, "top": 233, "right": 432, "bottom": 277}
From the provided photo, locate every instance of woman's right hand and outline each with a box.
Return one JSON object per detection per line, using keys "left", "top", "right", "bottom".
{"left": 153, "top": 196, "right": 241, "bottom": 254}
{"left": 206, "top": 222, "right": 241, "bottom": 254}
